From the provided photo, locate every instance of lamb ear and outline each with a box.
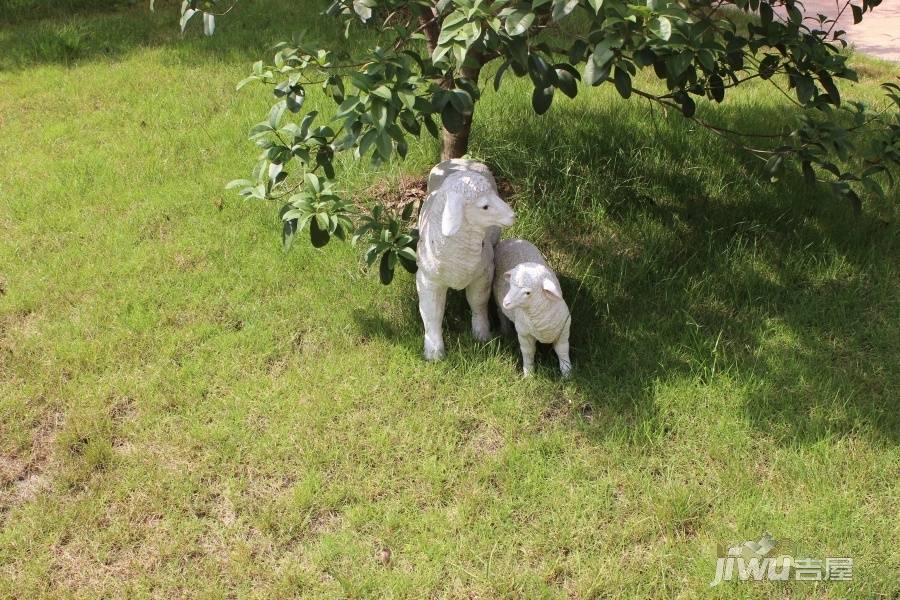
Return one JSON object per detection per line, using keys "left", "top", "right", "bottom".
{"left": 441, "top": 191, "right": 465, "bottom": 237}
{"left": 542, "top": 277, "right": 562, "bottom": 300}
{"left": 504, "top": 269, "right": 514, "bottom": 282}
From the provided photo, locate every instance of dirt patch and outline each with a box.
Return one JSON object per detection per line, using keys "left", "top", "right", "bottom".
{"left": 292, "top": 325, "right": 328, "bottom": 355}
{"left": 266, "top": 355, "right": 288, "bottom": 378}
{"left": 212, "top": 492, "right": 237, "bottom": 527}
{"left": 0, "top": 308, "right": 41, "bottom": 342}
{"left": 466, "top": 423, "right": 505, "bottom": 458}
{"left": 0, "top": 410, "right": 62, "bottom": 510}
{"left": 358, "top": 174, "right": 428, "bottom": 212}
{"left": 357, "top": 171, "right": 520, "bottom": 213}
{"left": 173, "top": 251, "right": 203, "bottom": 271}
{"left": 109, "top": 396, "right": 138, "bottom": 423}
{"left": 308, "top": 509, "right": 343, "bottom": 535}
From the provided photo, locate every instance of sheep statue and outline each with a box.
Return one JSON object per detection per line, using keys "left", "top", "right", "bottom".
{"left": 493, "top": 239, "right": 572, "bottom": 377}
{"left": 416, "top": 159, "right": 516, "bottom": 360}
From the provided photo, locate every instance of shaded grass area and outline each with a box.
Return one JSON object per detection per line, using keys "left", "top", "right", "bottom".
{"left": 1, "top": 1, "right": 899, "bottom": 597}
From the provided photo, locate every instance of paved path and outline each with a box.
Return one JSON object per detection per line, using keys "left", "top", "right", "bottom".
{"left": 801, "top": 0, "right": 900, "bottom": 62}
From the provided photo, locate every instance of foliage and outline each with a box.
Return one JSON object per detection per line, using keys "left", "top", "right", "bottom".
{"left": 354, "top": 202, "right": 420, "bottom": 284}
{"left": 2, "top": 5, "right": 899, "bottom": 595}
{"left": 183, "top": 0, "right": 899, "bottom": 282}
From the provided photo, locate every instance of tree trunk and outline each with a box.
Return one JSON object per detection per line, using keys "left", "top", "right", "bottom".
{"left": 441, "top": 117, "right": 473, "bottom": 160}
{"left": 420, "top": 6, "right": 441, "bottom": 56}
{"left": 441, "top": 56, "right": 481, "bottom": 160}
{"left": 419, "top": 7, "right": 480, "bottom": 160}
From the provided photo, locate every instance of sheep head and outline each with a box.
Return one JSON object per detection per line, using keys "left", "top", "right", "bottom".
{"left": 440, "top": 173, "right": 514, "bottom": 237}
{"left": 502, "top": 263, "right": 563, "bottom": 310}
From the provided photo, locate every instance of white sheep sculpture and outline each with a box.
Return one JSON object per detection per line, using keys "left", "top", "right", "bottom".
{"left": 493, "top": 239, "right": 572, "bottom": 377}
{"left": 416, "top": 159, "right": 516, "bottom": 360}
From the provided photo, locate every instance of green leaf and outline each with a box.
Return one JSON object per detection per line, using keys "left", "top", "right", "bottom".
{"left": 398, "top": 90, "right": 416, "bottom": 110}
{"left": 758, "top": 55, "right": 780, "bottom": 79}
{"left": 709, "top": 73, "right": 725, "bottom": 102}
{"left": 587, "top": 0, "right": 603, "bottom": 14}
{"left": 400, "top": 112, "right": 421, "bottom": 136}
{"left": 236, "top": 75, "right": 258, "bottom": 90}
{"left": 649, "top": 16, "right": 671, "bottom": 40}
{"left": 448, "top": 89, "right": 474, "bottom": 115}
{"left": 282, "top": 218, "right": 298, "bottom": 251}
{"left": 613, "top": 66, "right": 632, "bottom": 99}
{"left": 818, "top": 72, "right": 841, "bottom": 105}
{"left": 584, "top": 55, "right": 611, "bottom": 86}
{"left": 423, "top": 115, "right": 439, "bottom": 139}
{"left": 441, "top": 104, "right": 464, "bottom": 134}
{"left": 398, "top": 255, "right": 418, "bottom": 274}
{"left": 305, "top": 172, "right": 322, "bottom": 194}
{"left": 760, "top": 2, "right": 773, "bottom": 27}
{"left": 309, "top": 217, "right": 330, "bottom": 247}
{"left": 397, "top": 246, "right": 417, "bottom": 262}
{"left": 440, "top": 10, "right": 467, "bottom": 32}
{"left": 494, "top": 61, "right": 511, "bottom": 92}
{"left": 504, "top": 9, "right": 535, "bottom": 36}
{"left": 268, "top": 101, "right": 287, "bottom": 129}
{"left": 795, "top": 74, "right": 815, "bottom": 105}
{"left": 801, "top": 161, "right": 816, "bottom": 185}
{"left": 352, "top": 0, "right": 373, "bottom": 22}
{"left": 358, "top": 129, "right": 378, "bottom": 158}
{"left": 862, "top": 177, "right": 885, "bottom": 200}
{"left": 336, "top": 96, "right": 362, "bottom": 118}
{"left": 679, "top": 94, "right": 696, "bottom": 117}
{"left": 285, "top": 93, "right": 304, "bottom": 113}
{"left": 370, "top": 85, "right": 392, "bottom": 100}
{"left": 315, "top": 212, "right": 330, "bottom": 232}
{"left": 379, "top": 252, "right": 395, "bottom": 284}
{"left": 249, "top": 122, "right": 275, "bottom": 139}
{"left": 666, "top": 53, "right": 693, "bottom": 78}
{"left": 592, "top": 38, "right": 616, "bottom": 70}
{"left": 532, "top": 86, "right": 554, "bottom": 115}
{"left": 551, "top": 0, "right": 579, "bottom": 21}
{"left": 555, "top": 68, "right": 578, "bottom": 98}
{"left": 528, "top": 54, "right": 553, "bottom": 88}
{"left": 375, "top": 132, "right": 392, "bottom": 160}
{"left": 179, "top": 8, "right": 197, "bottom": 32}
{"left": 765, "top": 154, "right": 785, "bottom": 182}
{"left": 226, "top": 179, "right": 253, "bottom": 190}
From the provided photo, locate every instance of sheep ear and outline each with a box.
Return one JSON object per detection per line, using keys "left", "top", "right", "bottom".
{"left": 441, "top": 191, "right": 464, "bottom": 236}
{"left": 504, "top": 269, "right": 514, "bottom": 282}
{"left": 542, "top": 277, "right": 562, "bottom": 300}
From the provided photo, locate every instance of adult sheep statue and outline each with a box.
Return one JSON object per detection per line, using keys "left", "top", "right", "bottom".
{"left": 417, "top": 159, "right": 515, "bottom": 360}
{"left": 188, "top": 0, "right": 897, "bottom": 277}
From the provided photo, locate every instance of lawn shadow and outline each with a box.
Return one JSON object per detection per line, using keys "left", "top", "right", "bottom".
{"left": 350, "top": 284, "right": 517, "bottom": 356}
{"left": 348, "top": 93, "right": 897, "bottom": 447}
{"left": 467, "top": 97, "right": 899, "bottom": 447}
{"left": 0, "top": 0, "right": 347, "bottom": 71}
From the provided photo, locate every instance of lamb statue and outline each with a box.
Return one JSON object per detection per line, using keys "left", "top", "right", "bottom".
{"left": 493, "top": 239, "right": 572, "bottom": 377}
{"left": 416, "top": 159, "right": 516, "bottom": 360}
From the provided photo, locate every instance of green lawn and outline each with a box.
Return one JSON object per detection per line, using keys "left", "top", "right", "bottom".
{"left": 1, "top": 1, "right": 898, "bottom": 597}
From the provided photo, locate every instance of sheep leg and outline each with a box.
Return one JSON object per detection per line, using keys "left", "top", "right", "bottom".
{"left": 554, "top": 319, "right": 572, "bottom": 377}
{"left": 497, "top": 310, "right": 512, "bottom": 336}
{"left": 518, "top": 333, "right": 537, "bottom": 377}
{"left": 417, "top": 271, "right": 447, "bottom": 361}
{"left": 554, "top": 336, "right": 572, "bottom": 378}
{"left": 465, "top": 270, "right": 492, "bottom": 343}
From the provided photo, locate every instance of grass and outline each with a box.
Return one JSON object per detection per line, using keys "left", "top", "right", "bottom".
{"left": 1, "top": 1, "right": 899, "bottom": 597}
